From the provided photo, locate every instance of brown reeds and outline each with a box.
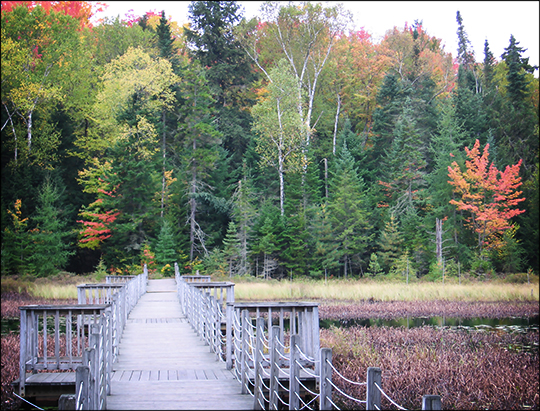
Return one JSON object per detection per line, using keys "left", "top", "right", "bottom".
{"left": 320, "top": 300, "right": 539, "bottom": 321}
{"left": 320, "top": 326, "right": 539, "bottom": 410}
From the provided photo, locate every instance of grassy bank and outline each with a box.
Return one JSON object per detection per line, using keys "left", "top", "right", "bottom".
{"left": 231, "top": 277, "right": 539, "bottom": 302}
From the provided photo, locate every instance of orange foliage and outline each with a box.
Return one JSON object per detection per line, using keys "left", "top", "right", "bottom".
{"left": 0, "top": 1, "right": 106, "bottom": 28}
{"left": 448, "top": 139, "right": 525, "bottom": 250}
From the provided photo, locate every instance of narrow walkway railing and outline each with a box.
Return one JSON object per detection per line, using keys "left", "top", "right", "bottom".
{"left": 18, "top": 266, "right": 148, "bottom": 411}
{"left": 175, "top": 262, "right": 442, "bottom": 410}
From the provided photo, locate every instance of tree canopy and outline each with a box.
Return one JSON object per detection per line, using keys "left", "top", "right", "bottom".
{"left": 1, "top": 1, "right": 538, "bottom": 278}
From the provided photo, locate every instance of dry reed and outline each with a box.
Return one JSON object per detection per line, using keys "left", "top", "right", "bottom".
{"left": 320, "top": 326, "right": 539, "bottom": 410}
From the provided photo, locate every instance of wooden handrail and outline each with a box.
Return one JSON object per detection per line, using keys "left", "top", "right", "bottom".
{"left": 19, "top": 266, "right": 148, "bottom": 410}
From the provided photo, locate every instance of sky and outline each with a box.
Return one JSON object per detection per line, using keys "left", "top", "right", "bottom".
{"left": 91, "top": 1, "right": 540, "bottom": 74}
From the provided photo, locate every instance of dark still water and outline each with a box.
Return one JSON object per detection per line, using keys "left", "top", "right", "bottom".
{"left": 320, "top": 315, "right": 540, "bottom": 333}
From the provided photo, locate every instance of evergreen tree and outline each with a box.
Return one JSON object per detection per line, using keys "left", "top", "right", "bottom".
{"left": 186, "top": 1, "right": 257, "bottom": 172}
{"left": 501, "top": 35, "right": 537, "bottom": 107}
{"left": 2, "top": 199, "right": 32, "bottom": 274}
{"left": 380, "top": 98, "right": 427, "bottom": 216}
{"left": 156, "top": 11, "right": 175, "bottom": 61}
{"left": 155, "top": 219, "right": 177, "bottom": 269}
{"left": 310, "top": 203, "right": 340, "bottom": 278}
{"left": 454, "top": 11, "right": 485, "bottom": 144}
{"left": 103, "top": 117, "right": 161, "bottom": 268}
{"left": 231, "top": 169, "right": 257, "bottom": 276}
{"left": 328, "top": 143, "right": 372, "bottom": 277}
{"left": 378, "top": 212, "right": 402, "bottom": 273}
{"left": 222, "top": 221, "right": 241, "bottom": 277}
{"left": 29, "top": 177, "right": 75, "bottom": 276}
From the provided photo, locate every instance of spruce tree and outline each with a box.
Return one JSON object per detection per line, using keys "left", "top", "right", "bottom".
{"left": 231, "top": 171, "right": 257, "bottom": 276}
{"left": 103, "top": 118, "right": 161, "bottom": 268}
{"left": 155, "top": 219, "right": 177, "bottom": 272}
{"left": 222, "top": 221, "right": 241, "bottom": 277}
{"left": 29, "top": 177, "right": 75, "bottom": 276}
{"left": 378, "top": 212, "right": 402, "bottom": 273}
{"left": 328, "top": 143, "right": 372, "bottom": 277}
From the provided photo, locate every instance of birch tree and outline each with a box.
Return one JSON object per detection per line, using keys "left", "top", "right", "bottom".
{"left": 251, "top": 60, "right": 309, "bottom": 216}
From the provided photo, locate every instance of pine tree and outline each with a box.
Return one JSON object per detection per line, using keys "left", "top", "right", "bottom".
{"left": 222, "top": 221, "right": 241, "bottom": 277}
{"left": 380, "top": 97, "right": 427, "bottom": 216}
{"left": 378, "top": 212, "right": 402, "bottom": 273}
{"left": 155, "top": 11, "right": 174, "bottom": 61}
{"left": 103, "top": 117, "right": 161, "bottom": 268}
{"left": 2, "top": 199, "right": 32, "bottom": 274}
{"left": 29, "top": 177, "right": 75, "bottom": 276}
{"left": 186, "top": 1, "right": 257, "bottom": 172}
{"left": 231, "top": 170, "right": 257, "bottom": 276}
{"left": 501, "top": 35, "right": 536, "bottom": 107}
{"left": 310, "top": 203, "right": 340, "bottom": 277}
{"left": 328, "top": 143, "right": 372, "bottom": 277}
{"left": 155, "top": 219, "right": 177, "bottom": 270}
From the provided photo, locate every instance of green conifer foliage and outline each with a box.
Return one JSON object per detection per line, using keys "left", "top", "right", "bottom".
{"left": 29, "top": 177, "right": 75, "bottom": 276}
{"left": 155, "top": 219, "right": 177, "bottom": 271}
{"left": 378, "top": 212, "right": 402, "bottom": 273}
{"left": 222, "top": 221, "right": 241, "bottom": 277}
{"left": 328, "top": 143, "right": 372, "bottom": 277}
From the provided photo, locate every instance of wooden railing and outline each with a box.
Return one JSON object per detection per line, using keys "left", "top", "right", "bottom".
{"left": 18, "top": 305, "right": 111, "bottom": 398}
{"left": 176, "top": 266, "right": 442, "bottom": 410}
{"left": 18, "top": 266, "right": 148, "bottom": 410}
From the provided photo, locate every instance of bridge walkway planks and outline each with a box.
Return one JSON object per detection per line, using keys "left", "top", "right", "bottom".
{"left": 106, "top": 278, "right": 252, "bottom": 410}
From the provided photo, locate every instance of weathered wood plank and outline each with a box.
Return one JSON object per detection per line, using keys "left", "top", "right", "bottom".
{"left": 106, "top": 279, "right": 252, "bottom": 410}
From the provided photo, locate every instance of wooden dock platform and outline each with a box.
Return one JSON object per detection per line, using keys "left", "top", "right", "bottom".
{"left": 106, "top": 278, "right": 253, "bottom": 410}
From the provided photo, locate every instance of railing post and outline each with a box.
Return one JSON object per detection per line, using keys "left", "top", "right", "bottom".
{"left": 270, "top": 326, "right": 281, "bottom": 411}
{"left": 226, "top": 303, "right": 233, "bottom": 369}
{"left": 19, "top": 309, "right": 27, "bottom": 397}
{"left": 289, "top": 334, "right": 300, "bottom": 410}
{"left": 422, "top": 395, "right": 442, "bottom": 410}
{"left": 366, "top": 367, "right": 381, "bottom": 410}
{"left": 319, "top": 348, "right": 333, "bottom": 411}
{"left": 254, "top": 317, "right": 265, "bottom": 410}
{"left": 83, "top": 347, "right": 95, "bottom": 411}
{"left": 76, "top": 365, "right": 90, "bottom": 410}
{"left": 241, "top": 309, "right": 249, "bottom": 394}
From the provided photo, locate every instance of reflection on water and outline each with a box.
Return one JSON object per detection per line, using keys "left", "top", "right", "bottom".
{"left": 320, "top": 315, "right": 540, "bottom": 333}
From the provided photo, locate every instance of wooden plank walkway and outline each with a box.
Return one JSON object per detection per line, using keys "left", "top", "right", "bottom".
{"left": 106, "top": 279, "right": 253, "bottom": 410}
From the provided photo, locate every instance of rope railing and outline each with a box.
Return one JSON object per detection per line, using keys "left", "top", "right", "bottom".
{"left": 375, "top": 381, "right": 408, "bottom": 410}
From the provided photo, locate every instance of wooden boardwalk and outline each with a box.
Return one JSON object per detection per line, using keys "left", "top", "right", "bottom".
{"left": 106, "top": 279, "right": 253, "bottom": 410}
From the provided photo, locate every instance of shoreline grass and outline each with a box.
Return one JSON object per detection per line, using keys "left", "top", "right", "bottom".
{"left": 1, "top": 272, "right": 539, "bottom": 302}
{"left": 230, "top": 277, "right": 540, "bottom": 302}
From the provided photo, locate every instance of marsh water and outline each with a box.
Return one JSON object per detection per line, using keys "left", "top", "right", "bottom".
{"left": 320, "top": 315, "right": 539, "bottom": 333}
{"left": 3, "top": 314, "right": 539, "bottom": 336}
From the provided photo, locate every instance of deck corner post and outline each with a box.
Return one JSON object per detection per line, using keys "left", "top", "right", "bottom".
{"left": 19, "top": 309, "right": 27, "bottom": 397}
{"left": 269, "top": 326, "right": 281, "bottom": 410}
{"left": 422, "top": 395, "right": 442, "bottom": 410}
{"left": 289, "top": 334, "right": 300, "bottom": 410}
{"left": 319, "top": 348, "right": 333, "bottom": 410}
{"left": 76, "top": 365, "right": 90, "bottom": 410}
{"left": 366, "top": 367, "right": 381, "bottom": 410}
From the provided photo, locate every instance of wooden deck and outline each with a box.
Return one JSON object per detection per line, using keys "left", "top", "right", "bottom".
{"left": 106, "top": 279, "right": 253, "bottom": 410}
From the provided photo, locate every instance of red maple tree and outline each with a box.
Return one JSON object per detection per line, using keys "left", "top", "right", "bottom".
{"left": 447, "top": 139, "right": 525, "bottom": 251}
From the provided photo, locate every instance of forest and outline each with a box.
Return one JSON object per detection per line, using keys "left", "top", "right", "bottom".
{"left": 1, "top": 1, "right": 539, "bottom": 280}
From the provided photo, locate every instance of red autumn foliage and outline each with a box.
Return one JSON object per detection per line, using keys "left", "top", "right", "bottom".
{"left": 0, "top": 1, "right": 105, "bottom": 29}
{"left": 448, "top": 139, "right": 525, "bottom": 251}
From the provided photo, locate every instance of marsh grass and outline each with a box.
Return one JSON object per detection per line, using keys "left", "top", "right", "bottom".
{"left": 1, "top": 272, "right": 101, "bottom": 300}
{"left": 320, "top": 326, "right": 539, "bottom": 410}
{"left": 231, "top": 277, "right": 540, "bottom": 302}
